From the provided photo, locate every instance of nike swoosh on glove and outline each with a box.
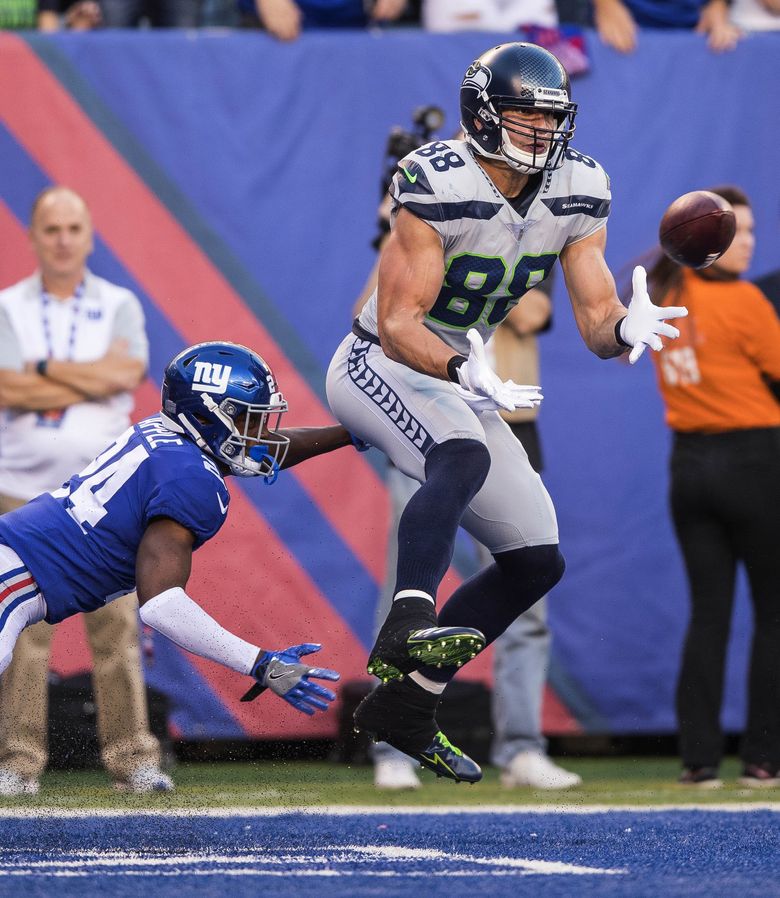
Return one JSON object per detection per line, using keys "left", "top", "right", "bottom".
{"left": 620, "top": 265, "right": 688, "bottom": 364}
{"left": 244, "top": 643, "right": 340, "bottom": 715}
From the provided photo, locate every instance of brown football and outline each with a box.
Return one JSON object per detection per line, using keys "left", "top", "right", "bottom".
{"left": 659, "top": 190, "right": 736, "bottom": 269}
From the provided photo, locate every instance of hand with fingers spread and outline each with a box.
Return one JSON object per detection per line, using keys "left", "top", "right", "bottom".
{"left": 456, "top": 329, "right": 543, "bottom": 412}
{"left": 619, "top": 266, "right": 688, "bottom": 364}
{"left": 243, "top": 643, "right": 340, "bottom": 715}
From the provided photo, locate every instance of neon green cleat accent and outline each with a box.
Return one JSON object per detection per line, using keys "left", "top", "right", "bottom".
{"left": 417, "top": 731, "right": 482, "bottom": 784}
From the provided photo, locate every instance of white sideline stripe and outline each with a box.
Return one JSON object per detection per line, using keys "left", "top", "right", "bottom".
{"left": 0, "top": 871, "right": 615, "bottom": 879}
{"left": 0, "top": 803, "right": 777, "bottom": 818}
{"left": 0, "top": 844, "right": 626, "bottom": 878}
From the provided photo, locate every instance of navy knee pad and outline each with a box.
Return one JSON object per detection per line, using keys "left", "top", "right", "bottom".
{"left": 494, "top": 543, "right": 566, "bottom": 600}
{"left": 437, "top": 543, "right": 565, "bottom": 650}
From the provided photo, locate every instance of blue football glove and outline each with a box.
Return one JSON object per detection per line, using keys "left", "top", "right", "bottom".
{"left": 240, "top": 643, "right": 340, "bottom": 716}
{"left": 350, "top": 432, "right": 371, "bottom": 452}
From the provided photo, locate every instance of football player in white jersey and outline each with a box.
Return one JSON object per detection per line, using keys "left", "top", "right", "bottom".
{"left": 327, "top": 42, "right": 687, "bottom": 783}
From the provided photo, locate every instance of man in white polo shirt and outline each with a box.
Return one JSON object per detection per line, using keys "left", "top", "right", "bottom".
{"left": 0, "top": 186, "right": 173, "bottom": 795}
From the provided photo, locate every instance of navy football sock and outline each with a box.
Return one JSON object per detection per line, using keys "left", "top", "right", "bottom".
{"left": 418, "top": 544, "right": 565, "bottom": 683}
{"left": 393, "top": 438, "right": 490, "bottom": 599}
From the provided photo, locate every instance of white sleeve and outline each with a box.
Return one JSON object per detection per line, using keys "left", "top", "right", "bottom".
{"left": 139, "top": 587, "right": 259, "bottom": 675}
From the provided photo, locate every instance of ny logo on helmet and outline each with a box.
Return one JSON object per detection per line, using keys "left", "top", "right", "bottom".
{"left": 193, "top": 361, "right": 232, "bottom": 394}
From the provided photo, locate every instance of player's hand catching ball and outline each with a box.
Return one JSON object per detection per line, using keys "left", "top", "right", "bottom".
{"left": 456, "top": 329, "right": 543, "bottom": 412}
{"left": 619, "top": 266, "right": 688, "bottom": 364}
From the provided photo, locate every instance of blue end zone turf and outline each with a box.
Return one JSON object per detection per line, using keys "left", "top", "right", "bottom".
{"left": 0, "top": 809, "right": 777, "bottom": 897}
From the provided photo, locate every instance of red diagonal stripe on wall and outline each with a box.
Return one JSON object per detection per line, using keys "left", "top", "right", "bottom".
{"left": 0, "top": 33, "right": 388, "bottom": 586}
{"left": 1, "top": 43, "right": 585, "bottom": 732}
{"left": 0, "top": 202, "right": 366, "bottom": 735}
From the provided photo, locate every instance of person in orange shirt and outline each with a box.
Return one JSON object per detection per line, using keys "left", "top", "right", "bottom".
{"left": 648, "top": 185, "right": 780, "bottom": 789}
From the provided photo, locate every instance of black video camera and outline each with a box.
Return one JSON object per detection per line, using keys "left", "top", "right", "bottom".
{"left": 373, "top": 104, "right": 445, "bottom": 248}
{"left": 379, "top": 104, "right": 446, "bottom": 198}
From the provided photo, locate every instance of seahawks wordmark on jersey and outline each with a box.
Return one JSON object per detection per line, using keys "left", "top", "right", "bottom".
{"left": 357, "top": 139, "right": 611, "bottom": 356}
{"left": 0, "top": 416, "right": 230, "bottom": 624}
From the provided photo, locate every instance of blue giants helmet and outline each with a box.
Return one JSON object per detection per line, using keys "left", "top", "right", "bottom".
{"left": 160, "top": 341, "right": 289, "bottom": 482}
{"left": 460, "top": 42, "right": 577, "bottom": 174}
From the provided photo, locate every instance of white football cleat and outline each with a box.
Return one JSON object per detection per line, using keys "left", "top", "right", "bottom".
{"left": 501, "top": 751, "right": 582, "bottom": 790}
{"left": 0, "top": 768, "right": 39, "bottom": 797}
{"left": 374, "top": 758, "right": 422, "bottom": 791}
{"left": 114, "top": 765, "right": 175, "bottom": 793}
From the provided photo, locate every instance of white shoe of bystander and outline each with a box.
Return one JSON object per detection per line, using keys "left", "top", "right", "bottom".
{"left": 0, "top": 768, "right": 39, "bottom": 796}
{"left": 501, "top": 751, "right": 582, "bottom": 790}
{"left": 374, "top": 758, "right": 422, "bottom": 790}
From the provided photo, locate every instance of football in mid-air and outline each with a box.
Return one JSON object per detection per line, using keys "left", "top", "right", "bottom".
{"left": 658, "top": 190, "right": 736, "bottom": 269}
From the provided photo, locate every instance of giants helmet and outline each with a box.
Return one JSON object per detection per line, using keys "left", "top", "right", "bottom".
{"left": 160, "top": 341, "right": 289, "bottom": 482}
{"left": 460, "top": 42, "right": 577, "bottom": 174}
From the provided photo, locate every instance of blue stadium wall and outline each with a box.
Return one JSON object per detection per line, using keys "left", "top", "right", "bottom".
{"left": 1, "top": 29, "right": 778, "bottom": 740}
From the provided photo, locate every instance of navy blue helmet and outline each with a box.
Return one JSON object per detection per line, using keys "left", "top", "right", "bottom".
{"left": 161, "top": 341, "right": 289, "bottom": 482}
{"left": 460, "top": 42, "right": 577, "bottom": 174}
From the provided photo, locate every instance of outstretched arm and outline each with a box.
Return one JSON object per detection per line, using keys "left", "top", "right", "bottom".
{"left": 136, "top": 518, "right": 339, "bottom": 714}
{"left": 279, "top": 424, "right": 354, "bottom": 469}
{"left": 559, "top": 228, "right": 630, "bottom": 359}
{"left": 561, "top": 230, "right": 687, "bottom": 362}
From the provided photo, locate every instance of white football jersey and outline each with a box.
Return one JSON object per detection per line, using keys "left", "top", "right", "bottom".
{"left": 358, "top": 138, "right": 611, "bottom": 356}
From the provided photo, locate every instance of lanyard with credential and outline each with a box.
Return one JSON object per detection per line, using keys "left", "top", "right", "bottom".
{"left": 36, "top": 282, "right": 84, "bottom": 428}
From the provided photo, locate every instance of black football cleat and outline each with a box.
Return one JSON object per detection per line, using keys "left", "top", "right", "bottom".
{"left": 368, "top": 609, "right": 486, "bottom": 684}
{"left": 353, "top": 677, "right": 481, "bottom": 784}
{"left": 418, "top": 731, "right": 482, "bottom": 784}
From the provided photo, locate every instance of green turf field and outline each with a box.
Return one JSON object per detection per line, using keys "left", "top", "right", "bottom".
{"left": 1, "top": 757, "right": 778, "bottom": 810}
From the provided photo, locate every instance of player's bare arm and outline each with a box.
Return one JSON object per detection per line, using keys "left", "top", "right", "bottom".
{"left": 278, "top": 425, "right": 354, "bottom": 469}
{"left": 41, "top": 339, "right": 146, "bottom": 399}
{"left": 135, "top": 517, "right": 195, "bottom": 605}
{"left": 560, "top": 227, "right": 630, "bottom": 359}
{"left": 376, "top": 207, "right": 457, "bottom": 379}
{"left": 0, "top": 367, "right": 88, "bottom": 410}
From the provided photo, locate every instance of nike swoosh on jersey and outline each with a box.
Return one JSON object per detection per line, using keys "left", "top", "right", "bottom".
{"left": 400, "top": 166, "right": 418, "bottom": 184}
{"left": 217, "top": 493, "right": 228, "bottom": 515}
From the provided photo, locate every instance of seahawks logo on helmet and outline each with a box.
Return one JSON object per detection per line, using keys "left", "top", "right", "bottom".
{"left": 462, "top": 62, "right": 491, "bottom": 96}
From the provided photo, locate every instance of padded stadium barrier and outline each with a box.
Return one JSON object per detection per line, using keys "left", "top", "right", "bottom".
{"left": 1, "top": 28, "right": 778, "bottom": 740}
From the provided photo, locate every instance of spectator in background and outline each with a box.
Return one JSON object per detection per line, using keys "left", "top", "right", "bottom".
{"left": 0, "top": 187, "right": 173, "bottom": 796}
{"left": 476, "top": 278, "right": 580, "bottom": 791}
{"left": 647, "top": 186, "right": 780, "bottom": 788}
{"left": 100, "top": 0, "right": 199, "bottom": 28}
{"left": 246, "top": 0, "right": 407, "bottom": 40}
{"left": 36, "top": 0, "right": 101, "bottom": 28}
{"left": 592, "top": 0, "right": 742, "bottom": 52}
{"left": 422, "top": 0, "right": 590, "bottom": 77}
{"left": 730, "top": 0, "right": 780, "bottom": 29}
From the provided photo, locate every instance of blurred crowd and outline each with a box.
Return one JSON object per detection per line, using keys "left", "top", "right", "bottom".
{"left": 1, "top": 0, "right": 778, "bottom": 47}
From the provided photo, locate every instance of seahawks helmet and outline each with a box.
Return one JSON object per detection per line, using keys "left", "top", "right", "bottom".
{"left": 460, "top": 42, "right": 577, "bottom": 174}
{"left": 161, "top": 341, "right": 289, "bottom": 482}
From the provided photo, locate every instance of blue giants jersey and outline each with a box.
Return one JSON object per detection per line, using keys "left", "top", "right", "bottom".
{"left": 0, "top": 415, "right": 231, "bottom": 624}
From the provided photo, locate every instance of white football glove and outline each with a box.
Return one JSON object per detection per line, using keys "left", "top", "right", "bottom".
{"left": 619, "top": 266, "right": 688, "bottom": 364}
{"left": 455, "top": 329, "right": 543, "bottom": 412}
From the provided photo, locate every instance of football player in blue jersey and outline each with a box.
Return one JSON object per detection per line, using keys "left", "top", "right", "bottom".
{"left": 0, "top": 341, "right": 355, "bottom": 718}
{"left": 327, "top": 42, "right": 688, "bottom": 783}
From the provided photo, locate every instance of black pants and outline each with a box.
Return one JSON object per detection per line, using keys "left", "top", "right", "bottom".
{"left": 670, "top": 427, "right": 780, "bottom": 769}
